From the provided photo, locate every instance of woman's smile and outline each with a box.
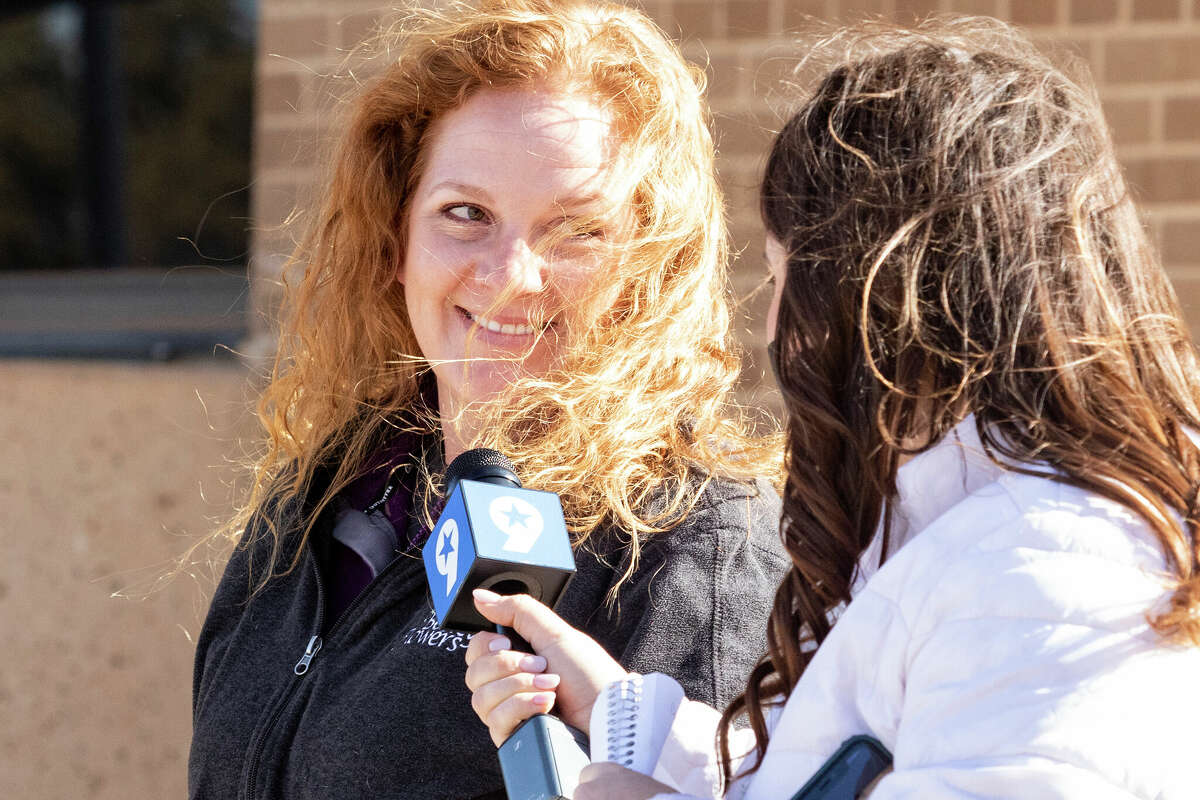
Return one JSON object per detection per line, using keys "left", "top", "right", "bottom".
{"left": 454, "top": 305, "right": 547, "bottom": 338}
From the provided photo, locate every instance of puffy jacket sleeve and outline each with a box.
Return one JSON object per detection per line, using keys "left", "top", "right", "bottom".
{"left": 857, "top": 491, "right": 1200, "bottom": 799}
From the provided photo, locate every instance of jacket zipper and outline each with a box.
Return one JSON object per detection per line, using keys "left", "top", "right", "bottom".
{"left": 293, "top": 635, "right": 323, "bottom": 675}
{"left": 241, "top": 553, "right": 328, "bottom": 800}
{"left": 241, "top": 547, "right": 411, "bottom": 800}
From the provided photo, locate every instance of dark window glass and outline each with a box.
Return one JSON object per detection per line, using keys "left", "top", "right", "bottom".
{"left": 0, "top": 0, "right": 255, "bottom": 271}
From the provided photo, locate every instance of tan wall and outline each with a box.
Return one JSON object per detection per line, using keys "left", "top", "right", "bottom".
{"left": 12, "top": 2, "right": 1200, "bottom": 798}
{"left": 2, "top": 361, "right": 254, "bottom": 798}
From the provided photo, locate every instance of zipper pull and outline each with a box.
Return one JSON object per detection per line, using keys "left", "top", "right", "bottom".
{"left": 293, "top": 635, "right": 322, "bottom": 675}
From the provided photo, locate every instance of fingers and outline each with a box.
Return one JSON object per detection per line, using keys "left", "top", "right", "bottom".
{"left": 575, "top": 762, "right": 674, "bottom": 800}
{"left": 467, "top": 589, "right": 629, "bottom": 732}
{"left": 471, "top": 672, "right": 561, "bottom": 746}
{"left": 465, "top": 632, "right": 564, "bottom": 746}
{"left": 464, "top": 643, "right": 547, "bottom": 692}
{"left": 463, "top": 630, "right": 509, "bottom": 669}
{"left": 472, "top": 589, "right": 572, "bottom": 652}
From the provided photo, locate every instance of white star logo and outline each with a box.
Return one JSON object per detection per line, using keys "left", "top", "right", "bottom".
{"left": 488, "top": 495, "right": 544, "bottom": 553}
{"left": 433, "top": 518, "right": 458, "bottom": 596}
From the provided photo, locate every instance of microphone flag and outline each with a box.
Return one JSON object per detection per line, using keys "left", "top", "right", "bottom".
{"left": 422, "top": 476, "right": 575, "bottom": 631}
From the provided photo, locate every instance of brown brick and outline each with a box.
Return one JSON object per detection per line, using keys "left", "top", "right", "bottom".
{"left": 260, "top": 15, "right": 330, "bottom": 60}
{"left": 638, "top": 0, "right": 667, "bottom": 19}
{"left": 946, "top": 0, "right": 998, "bottom": 13}
{"left": 783, "top": 0, "right": 829, "bottom": 30}
{"left": 1010, "top": 0, "right": 1058, "bottom": 26}
{"left": 895, "top": 0, "right": 945, "bottom": 21}
{"left": 1130, "top": 0, "right": 1183, "bottom": 21}
{"left": 258, "top": 73, "right": 303, "bottom": 115}
{"left": 1123, "top": 156, "right": 1200, "bottom": 203}
{"left": 255, "top": 128, "right": 316, "bottom": 171}
{"left": 337, "top": 11, "right": 383, "bottom": 50}
{"left": 1164, "top": 95, "right": 1200, "bottom": 140}
{"left": 834, "top": 0, "right": 893, "bottom": 21}
{"left": 1105, "top": 36, "right": 1200, "bottom": 83}
{"left": 1071, "top": 0, "right": 1119, "bottom": 24}
{"left": 712, "top": 112, "right": 776, "bottom": 161}
{"left": 749, "top": 43, "right": 824, "bottom": 97}
{"left": 725, "top": 0, "right": 774, "bottom": 38}
{"left": 699, "top": 51, "right": 747, "bottom": 103}
{"left": 721, "top": 174, "right": 766, "bottom": 230}
{"left": 252, "top": 180, "right": 303, "bottom": 232}
{"left": 1166, "top": 274, "right": 1200, "bottom": 335}
{"left": 1102, "top": 97, "right": 1154, "bottom": 145}
{"left": 664, "top": 1, "right": 720, "bottom": 40}
{"left": 1032, "top": 35, "right": 1101, "bottom": 81}
{"left": 1162, "top": 219, "right": 1200, "bottom": 263}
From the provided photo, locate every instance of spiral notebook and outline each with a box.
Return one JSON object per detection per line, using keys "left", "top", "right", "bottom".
{"left": 589, "top": 672, "right": 685, "bottom": 775}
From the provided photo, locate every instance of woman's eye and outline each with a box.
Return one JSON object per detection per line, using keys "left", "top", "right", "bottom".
{"left": 563, "top": 220, "right": 607, "bottom": 241}
{"left": 445, "top": 204, "right": 487, "bottom": 223}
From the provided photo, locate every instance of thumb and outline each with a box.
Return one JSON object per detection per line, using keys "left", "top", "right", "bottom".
{"left": 472, "top": 588, "right": 571, "bottom": 652}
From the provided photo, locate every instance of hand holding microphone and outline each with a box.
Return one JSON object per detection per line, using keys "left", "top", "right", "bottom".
{"left": 466, "top": 589, "right": 628, "bottom": 746}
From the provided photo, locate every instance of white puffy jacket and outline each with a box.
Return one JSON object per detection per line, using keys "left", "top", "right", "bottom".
{"left": 598, "top": 418, "right": 1200, "bottom": 799}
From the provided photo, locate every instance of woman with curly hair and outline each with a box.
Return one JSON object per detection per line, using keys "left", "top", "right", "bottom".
{"left": 186, "top": 2, "right": 785, "bottom": 798}
{"left": 466, "top": 17, "right": 1200, "bottom": 800}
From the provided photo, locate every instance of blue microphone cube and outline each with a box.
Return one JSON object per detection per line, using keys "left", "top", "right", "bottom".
{"left": 422, "top": 479, "right": 576, "bottom": 631}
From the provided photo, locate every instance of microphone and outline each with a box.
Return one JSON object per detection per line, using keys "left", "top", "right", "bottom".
{"left": 422, "top": 448, "right": 589, "bottom": 800}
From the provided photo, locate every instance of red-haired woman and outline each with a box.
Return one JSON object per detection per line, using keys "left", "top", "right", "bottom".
{"left": 187, "top": 2, "right": 785, "bottom": 798}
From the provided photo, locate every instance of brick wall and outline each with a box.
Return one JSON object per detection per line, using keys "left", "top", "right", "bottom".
{"left": 252, "top": 0, "right": 1200, "bottom": 391}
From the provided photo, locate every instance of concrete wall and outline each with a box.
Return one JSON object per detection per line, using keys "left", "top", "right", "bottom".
{"left": 8, "top": 1, "right": 1200, "bottom": 797}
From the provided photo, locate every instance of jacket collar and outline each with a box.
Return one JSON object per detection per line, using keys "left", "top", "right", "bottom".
{"left": 853, "top": 415, "right": 1007, "bottom": 591}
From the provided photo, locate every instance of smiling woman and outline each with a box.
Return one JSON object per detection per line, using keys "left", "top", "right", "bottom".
{"left": 186, "top": 2, "right": 786, "bottom": 799}
{"left": 402, "top": 88, "right": 623, "bottom": 455}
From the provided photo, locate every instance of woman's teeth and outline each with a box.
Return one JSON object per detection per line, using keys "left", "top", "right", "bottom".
{"left": 463, "top": 309, "right": 536, "bottom": 336}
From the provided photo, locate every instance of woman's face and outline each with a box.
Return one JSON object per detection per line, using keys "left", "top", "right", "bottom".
{"left": 765, "top": 235, "right": 788, "bottom": 344}
{"left": 401, "top": 87, "right": 624, "bottom": 414}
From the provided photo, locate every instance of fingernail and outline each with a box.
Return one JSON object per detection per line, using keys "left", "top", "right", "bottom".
{"left": 532, "top": 673, "right": 560, "bottom": 689}
{"left": 519, "top": 655, "right": 547, "bottom": 672}
{"left": 473, "top": 588, "right": 501, "bottom": 603}
{"left": 488, "top": 637, "right": 511, "bottom": 653}
{"left": 532, "top": 692, "right": 555, "bottom": 707}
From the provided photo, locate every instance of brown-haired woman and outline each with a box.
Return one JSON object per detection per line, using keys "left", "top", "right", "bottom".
{"left": 187, "top": 1, "right": 786, "bottom": 798}
{"left": 466, "top": 17, "right": 1200, "bottom": 799}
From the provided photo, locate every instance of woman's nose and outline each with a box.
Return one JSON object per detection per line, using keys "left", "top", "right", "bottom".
{"left": 478, "top": 236, "right": 545, "bottom": 294}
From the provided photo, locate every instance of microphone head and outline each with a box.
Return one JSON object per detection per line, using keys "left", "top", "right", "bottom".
{"left": 424, "top": 446, "right": 574, "bottom": 631}
{"left": 444, "top": 447, "right": 521, "bottom": 496}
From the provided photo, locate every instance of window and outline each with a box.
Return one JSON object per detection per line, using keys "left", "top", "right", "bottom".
{"left": 0, "top": 0, "right": 254, "bottom": 359}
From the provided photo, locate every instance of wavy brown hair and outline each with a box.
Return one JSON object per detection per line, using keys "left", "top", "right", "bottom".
{"left": 719, "top": 17, "right": 1200, "bottom": 784}
{"left": 221, "top": 0, "right": 780, "bottom": 593}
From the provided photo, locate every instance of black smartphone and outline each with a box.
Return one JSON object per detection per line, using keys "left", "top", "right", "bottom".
{"left": 789, "top": 735, "right": 893, "bottom": 800}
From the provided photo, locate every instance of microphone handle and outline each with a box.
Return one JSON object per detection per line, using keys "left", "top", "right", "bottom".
{"left": 496, "top": 623, "right": 534, "bottom": 655}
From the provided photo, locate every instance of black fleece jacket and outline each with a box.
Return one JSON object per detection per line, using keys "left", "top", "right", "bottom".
{"left": 188, "top": 475, "right": 786, "bottom": 800}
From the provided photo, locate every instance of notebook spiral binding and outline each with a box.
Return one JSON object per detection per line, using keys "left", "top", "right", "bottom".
{"left": 591, "top": 671, "right": 684, "bottom": 776}
{"left": 604, "top": 677, "right": 645, "bottom": 768}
